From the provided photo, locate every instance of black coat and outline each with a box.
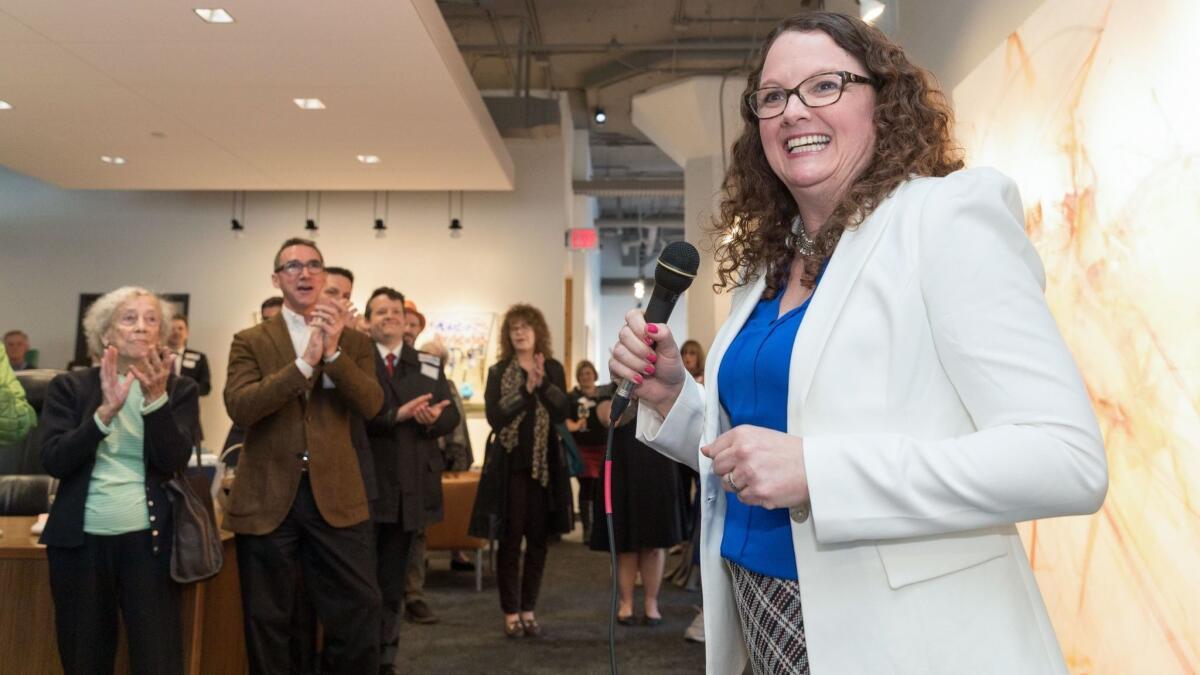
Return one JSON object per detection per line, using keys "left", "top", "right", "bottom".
{"left": 469, "top": 357, "right": 573, "bottom": 540}
{"left": 38, "top": 368, "right": 199, "bottom": 551}
{"left": 366, "top": 344, "right": 460, "bottom": 530}
{"left": 178, "top": 349, "right": 211, "bottom": 397}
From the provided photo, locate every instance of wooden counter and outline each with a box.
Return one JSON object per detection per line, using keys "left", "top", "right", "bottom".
{"left": 0, "top": 516, "right": 246, "bottom": 675}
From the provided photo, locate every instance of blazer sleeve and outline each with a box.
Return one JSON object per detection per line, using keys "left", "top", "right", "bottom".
{"left": 39, "top": 374, "right": 106, "bottom": 479}
{"left": 485, "top": 363, "right": 530, "bottom": 430}
{"left": 536, "top": 359, "right": 570, "bottom": 423}
{"left": 421, "top": 364, "right": 461, "bottom": 439}
{"left": 803, "top": 168, "right": 1109, "bottom": 544}
{"left": 322, "top": 338, "right": 385, "bottom": 421}
{"left": 635, "top": 373, "right": 705, "bottom": 473}
{"left": 224, "top": 331, "right": 311, "bottom": 428}
{"left": 143, "top": 377, "right": 200, "bottom": 473}
{"left": 194, "top": 353, "right": 212, "bottom": 397}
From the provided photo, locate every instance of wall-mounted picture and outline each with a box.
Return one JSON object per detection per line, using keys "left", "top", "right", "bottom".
{"left": 423, "top": 312, "right": 496, "bottom": 403}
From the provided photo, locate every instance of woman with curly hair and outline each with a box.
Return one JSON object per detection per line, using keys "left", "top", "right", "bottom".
{"left": 609, "top": 11, "right": 1106, "bottom": 675}
{"left": 469, "top": 304, "right": 572, "bottom": 639}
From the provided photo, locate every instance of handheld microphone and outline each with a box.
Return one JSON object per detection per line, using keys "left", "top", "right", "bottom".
{"left": 608, "top": 241, "right": 700, "bottom": 424}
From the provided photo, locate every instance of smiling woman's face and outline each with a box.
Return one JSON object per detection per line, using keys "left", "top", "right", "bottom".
{"left": 106, "top": 295, "right": 162, "bottom": 360}
{"left": 758, "top": 30, "right": 877, "bottom": 213}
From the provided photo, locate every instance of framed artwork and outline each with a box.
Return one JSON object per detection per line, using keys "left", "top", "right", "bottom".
{"left": 423, "top": 312, "right": 496, "bottom": 403}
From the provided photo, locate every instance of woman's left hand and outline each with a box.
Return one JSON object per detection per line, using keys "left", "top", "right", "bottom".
{"left": 702, "top": 425, "right": 809, "bottom": 510}
{"left": 130, "top": 347, "right": 173, "bottom": 403}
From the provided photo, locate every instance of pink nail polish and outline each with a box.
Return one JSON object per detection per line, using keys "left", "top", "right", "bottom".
{"left": 645, "top": 365, "right": 656, "bottom": 375}
{"left": 634, "top": 374, "right": 644, "bottom": 384}
{"left": 647, "top": 353, "right": 657, "bottom": 364}
{"left": 646, "top": 324, "right": 659, "bottom": 334}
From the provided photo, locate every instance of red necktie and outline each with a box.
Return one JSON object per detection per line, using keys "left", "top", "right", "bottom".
{"left": 386, "top": 353, "right": 396, "bottom": 377}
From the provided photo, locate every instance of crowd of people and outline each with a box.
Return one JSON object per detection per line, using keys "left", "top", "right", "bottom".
{"left": 3, "top": 8, "right": 1111, "bottom": 675}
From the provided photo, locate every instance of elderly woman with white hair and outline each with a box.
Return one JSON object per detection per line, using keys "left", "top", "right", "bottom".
{"left": 39, "top": 286, "right": 199, "bottom": 675}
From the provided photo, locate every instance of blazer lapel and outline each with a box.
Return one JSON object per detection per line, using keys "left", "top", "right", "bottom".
{"left": 788, "top": 194, "right": 902, "bottom": 424}
{"left": 264, "top": 314, "right": 297, "bottom": 362}
{"left": 702, "top": 273, "right": 767, "bottom": 444}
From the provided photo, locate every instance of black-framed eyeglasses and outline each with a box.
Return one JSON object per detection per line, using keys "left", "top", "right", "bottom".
{"left": 274, "top": 259, "right": 325, "bottom": 276}
{"left": 747, "top": 71, "right": 876, "bottom": 119}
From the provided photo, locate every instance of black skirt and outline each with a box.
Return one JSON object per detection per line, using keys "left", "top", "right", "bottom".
{"left": 589, "top": 417, "right": 683, "bottom": 553}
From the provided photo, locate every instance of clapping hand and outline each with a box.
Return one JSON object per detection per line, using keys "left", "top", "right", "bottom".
{"left": 524, "top": 353, "right": 546, "bottom": 393}
{"left": 310, "top": 297, "right": 347, "bottom": 358}
{"left": 129, "top": 347, "right": 173, "bottom": 403}
{"left": 396, "top": 393, "right": 434, "bottom": 423}
{"left": 414, "top": 399, "right": 451, "bottom": 426}
{"left": 96, "top": 346, "right": 135, "bottom": 426}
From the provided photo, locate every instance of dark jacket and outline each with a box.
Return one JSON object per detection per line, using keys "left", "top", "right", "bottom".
{"left": 469, "top": 357, "right": 573, "bottom": 540}
{"left": 366, "top": 344, "right": 460, "bottom": 530}
{"left": 178, "top": 348, "right": 211, "bottom": 397}
{"left": 38, "top": 368, "right": 199, "bottom": 551}
{"left": 223, "top": 315, "right": 384, "bottom": 534}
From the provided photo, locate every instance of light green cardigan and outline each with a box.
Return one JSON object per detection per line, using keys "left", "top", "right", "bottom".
{"left": 0, "top": 351, "right": 36, "bottom": 445}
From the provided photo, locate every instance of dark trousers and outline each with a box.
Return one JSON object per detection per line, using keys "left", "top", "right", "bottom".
{"left": 375, "top": 522, "right": 414, "bottom": 668}
{"left": 236, "top": 475, "right": 381, "bottom": 675}
{"left": 498, "top": 471, "right": 549, "bottom": 614}
{"left": 47, "top": 530, "right": 182, "bottom": 675}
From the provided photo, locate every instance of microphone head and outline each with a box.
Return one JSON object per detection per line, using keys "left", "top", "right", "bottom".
{"left": 654, "top": 241, "right": 700, "bottom": 294}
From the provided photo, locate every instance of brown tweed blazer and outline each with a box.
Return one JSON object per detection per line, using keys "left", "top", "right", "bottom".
{"left": 223, "top": 314, "right": 383, "bottom": 535}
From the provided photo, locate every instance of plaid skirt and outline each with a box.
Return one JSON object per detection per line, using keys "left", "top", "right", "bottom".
{"left": 727, "top": 560, "right": 810, "bottom": 675}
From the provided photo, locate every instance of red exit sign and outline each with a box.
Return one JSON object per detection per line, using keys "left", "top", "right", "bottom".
{"left": 566, "top": 228, "right": 599, "bottom": 250}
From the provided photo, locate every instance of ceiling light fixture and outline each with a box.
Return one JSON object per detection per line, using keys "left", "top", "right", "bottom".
{"left": 859, "top": 0, "right": 886, "bottom": 24}
{"left": 193, "top": 8, "right": 235, "bottom": 23}
{"left": 447, "top": 191, "right": 464, "bottom": 239}
{"left": 230, "top": 191, "right": 246, "bottom": 238}
{"left": 100, "top": 155, "right": 126, "bottom": 165}
{"left": 293, "top": 98, "right": 326, "bottom": 110}
{"left": 593, "top": 107, "right": 607, "bottom": 125}
{"left": 373, "top": 191, "right": 389, "bottom": 239}
{"left": 0, "top": 101, "right": 12, "bottom": 110}
{"left": 304, "top": 191, "right": 321, "bottom": 236}
{"left": 357, "top": 154, "right": 381, "bottom": 164}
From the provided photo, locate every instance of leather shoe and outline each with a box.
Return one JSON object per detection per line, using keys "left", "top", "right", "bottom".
{"left": 504, "top": 617, "right": 525, "bottom": 639}
{"left": 617, "top": 614, "right": 637, "bottom": 626}
{"left": 522, "top": 618, "right": 542, "bottom": 638}
{"left": 404, "top": 599, "right": 439, "bottom": 624}
{"left": 450, "top": 558, "right": 476, "bottom": 572}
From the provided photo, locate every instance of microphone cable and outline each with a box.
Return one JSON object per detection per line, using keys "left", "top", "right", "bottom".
{"left": 604, "top": 422, "right": 619, "bottom": 675}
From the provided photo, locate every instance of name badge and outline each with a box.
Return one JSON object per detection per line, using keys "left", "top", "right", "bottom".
{"left": 420, "top": 364, "right": 439, "bottom": 380}
{"left": 418, "top": 353, "right": 441, "bottom": 367}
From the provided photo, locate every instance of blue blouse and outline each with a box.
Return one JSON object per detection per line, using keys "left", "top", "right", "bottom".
{"left": 717, "top": 289, "right": 814, "bottom": 580}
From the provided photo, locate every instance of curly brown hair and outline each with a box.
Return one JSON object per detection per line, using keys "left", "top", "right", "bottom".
{"left": 714, "top": 11, "right": 964, "bottom": 296}
{"left": 498, "top": 303, "right": 553, "bottom": 362}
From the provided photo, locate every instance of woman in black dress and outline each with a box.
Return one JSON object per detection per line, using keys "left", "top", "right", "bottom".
{"left": 591, "top": 400, "right": 683, "bottom": 625}
{"left": 566, "top": 360, "right": 610, "bottom": 543}
{"left": 470, "top": 304, "right": 573, "bottom": 639}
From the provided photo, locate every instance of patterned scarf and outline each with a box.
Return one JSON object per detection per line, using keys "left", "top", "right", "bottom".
{"left": 498, "top": 357, "right": 550, "bottom": 487}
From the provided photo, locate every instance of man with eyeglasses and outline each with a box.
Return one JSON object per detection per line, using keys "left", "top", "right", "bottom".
{"left": 224, "top": 237, "right": 384, "bottom": 675}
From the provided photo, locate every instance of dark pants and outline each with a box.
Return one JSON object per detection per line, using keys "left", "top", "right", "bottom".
{"left": 375, "top": 522, "right": 414, "bottom": 669}
{"left": 47, "top": 530, "right": 182, "bottom": 675}
{"left": 236, "top": 475, "right": 381, "bottom": 675}
{"left": 498, "top": 471, "right": 549, "bottom": 614}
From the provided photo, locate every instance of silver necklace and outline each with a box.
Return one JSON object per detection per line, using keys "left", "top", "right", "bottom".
{"left": 788, "top": 216, "right": 818, "bottom": 256}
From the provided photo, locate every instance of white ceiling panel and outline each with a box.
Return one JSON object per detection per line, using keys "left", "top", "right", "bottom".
{"left": 0, "top": 0, "right": 514, "bottom": 190}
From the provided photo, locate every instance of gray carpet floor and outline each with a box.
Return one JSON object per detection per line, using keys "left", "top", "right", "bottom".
{"left": 394, "top": 533, "right": 707, "bottom": 674}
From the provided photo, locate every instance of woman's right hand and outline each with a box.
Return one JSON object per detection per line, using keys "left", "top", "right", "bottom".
{"left": 96, "top": 345, "right": 134, "bottom": 426}
{"left": 608, "top": 309, "right": 686, "bottom": 419}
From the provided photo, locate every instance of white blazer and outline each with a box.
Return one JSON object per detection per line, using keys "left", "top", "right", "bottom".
{"left": 638, "top": 167, "right": 1107, "bottom": 674}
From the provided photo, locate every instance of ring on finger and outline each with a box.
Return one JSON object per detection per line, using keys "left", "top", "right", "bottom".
{"left": 725, "top": 473, "right": 742, "bottom": 493}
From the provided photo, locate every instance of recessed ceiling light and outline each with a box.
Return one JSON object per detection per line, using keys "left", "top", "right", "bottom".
{"left": 293, "top": 98, "right": 326, "bottom": 110}
{"left": 100, "top": 156, "right": 127, "bottom": 165}
{"left": 194, "top": 8, "right": 235, "bottom": 23}
{"left": 356, "top": 155, "right": 381, "bottom": 164}
{"left": 0, "top": 101, "right": 12, "bottom": 110}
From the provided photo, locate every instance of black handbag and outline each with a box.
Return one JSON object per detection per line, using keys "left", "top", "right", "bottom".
{"left": 162, "top": 456, "right": 223, "bottom": 584}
